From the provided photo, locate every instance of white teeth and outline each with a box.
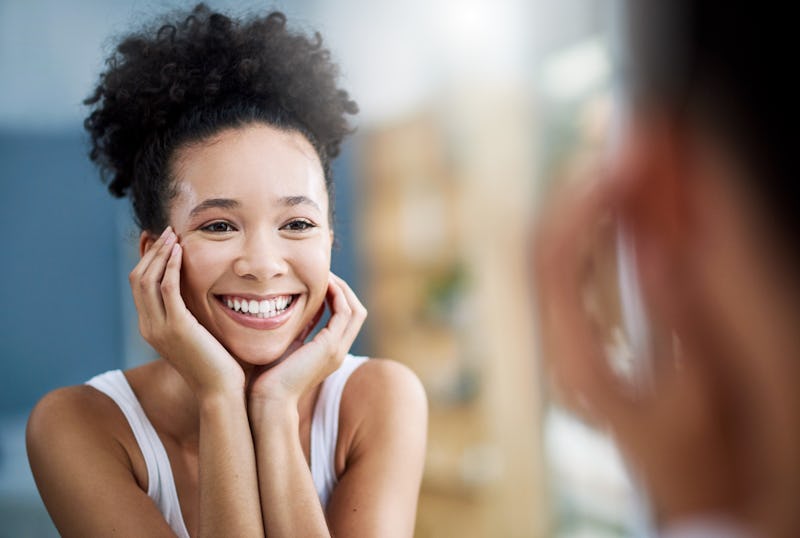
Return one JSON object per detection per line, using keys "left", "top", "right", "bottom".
{"left": 224, "top": 295, "right": 293, "bottom": 317}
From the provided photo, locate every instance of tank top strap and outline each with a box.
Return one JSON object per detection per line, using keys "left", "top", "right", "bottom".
{"left": 86, "top": 370, "right": 190, "bottom": 538}
{"left": 310, "top": 355, "right": 369, "bottom": 507}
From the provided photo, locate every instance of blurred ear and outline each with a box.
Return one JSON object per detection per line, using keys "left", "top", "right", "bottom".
{"left": 617, "top": 112, "right": 692, "bottom": 260}
{"left": 139, "top": 231, "right": 157, "bottom": 258}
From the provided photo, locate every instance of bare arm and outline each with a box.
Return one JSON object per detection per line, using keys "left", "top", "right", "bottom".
{"left": 326, "top": 359, "right": 427, "bottom": 537}
{"left": 28, "top": 385, "right": 262, "bottom": 538}
{"left": 249, "top": 360, "right": 427, "bottom": 538}
{"left": 250, "top": 402, "right": 330, "bottom": 536}
{"left": 196, "top": 392, "right": 262, "bottom": 537}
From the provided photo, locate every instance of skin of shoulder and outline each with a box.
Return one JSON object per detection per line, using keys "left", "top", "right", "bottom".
{"left": 328, "top": 358, "right": 428, "bottom": 536}
{"left": 26, "top": 385, "right": 175, "bottom": 537}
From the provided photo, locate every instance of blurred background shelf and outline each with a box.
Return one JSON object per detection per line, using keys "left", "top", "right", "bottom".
{"left": 356, "top": 102, "right": 546, "bottom": 536}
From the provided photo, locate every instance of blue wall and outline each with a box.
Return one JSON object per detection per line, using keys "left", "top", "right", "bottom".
{"left": 0, "top": 130, "right": 124, "bottom": 414}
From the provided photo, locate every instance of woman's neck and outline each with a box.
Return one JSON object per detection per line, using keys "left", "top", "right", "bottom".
{"left": 126, "top": 358, "right": 320, "bottom": 448}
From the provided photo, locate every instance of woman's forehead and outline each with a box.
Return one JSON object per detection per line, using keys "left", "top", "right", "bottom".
{"left": 171, "top": 125, "right": 328, "bottom": 209}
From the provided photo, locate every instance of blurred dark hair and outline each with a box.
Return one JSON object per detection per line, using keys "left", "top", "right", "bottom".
{"left": 84, "top": 3, "right": 358, "bottom": 232}
{"left": 624, "top": 1, "right": 798, "bottom": 260}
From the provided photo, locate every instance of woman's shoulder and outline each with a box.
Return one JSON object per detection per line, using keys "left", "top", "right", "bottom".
{"left": 27, "top": 378, "right": 152, "bottom": 511}
{"left": 333, "top": 357, "right": 428, "bottom": 492}
{"left": 338, "top": 358, "right": 427, "bottom": 446}
{"left": 343, "top": 357, "right": 426, "bottom": 406}
{"left": 26, "top": 374, "right": 179, "bottom": 535}
{"left": 27, "top": 380, "right": 135, "bottom": 456}
{"left": 28, "top": 382, "right": 121, "bottom": 437}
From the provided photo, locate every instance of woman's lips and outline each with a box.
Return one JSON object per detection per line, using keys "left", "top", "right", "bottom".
{"left": 215, "top": 294, "right": 299, "bottom": 330}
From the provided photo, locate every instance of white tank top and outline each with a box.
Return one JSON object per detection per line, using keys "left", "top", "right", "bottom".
{"left": 86, "top": 355, "right": 368, "bottom": 538}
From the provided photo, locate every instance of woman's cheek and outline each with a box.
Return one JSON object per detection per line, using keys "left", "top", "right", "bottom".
{"left": 178, "top": 241, "right": 221, "bottom": 314}
{"left": 296, "top": 240, "right": 331, "bottom": 316}
{"left": 306, "top": 242, "right": 332, "bottom": 287}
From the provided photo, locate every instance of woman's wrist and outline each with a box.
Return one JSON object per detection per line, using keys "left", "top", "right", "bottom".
{"left": 196, "top": 384, "right": 248, "bottom": 414}
{"left": 248, "top": 395, "right": 300, "bottom": 430}
{"left": 182, "top": 363, "right": 245, "bottom": 401}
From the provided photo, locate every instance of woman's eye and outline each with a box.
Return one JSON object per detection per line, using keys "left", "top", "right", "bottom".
{"left": 282, "top": 219, "right": 316, "bottom": 232}
{"left": 201, "top": 221, "right": 235, "bottom": 233}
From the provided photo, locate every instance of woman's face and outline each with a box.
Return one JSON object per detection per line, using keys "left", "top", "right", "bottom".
{"left": 165, "top": 123, "right": 332, "bottom": 365}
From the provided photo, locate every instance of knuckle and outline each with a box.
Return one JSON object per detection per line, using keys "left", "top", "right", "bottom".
{"left": 317, "top": 329, "right": 334, "bottom": 350}
{"left": 138, "top": 324, "right": 151, "bottom": 341}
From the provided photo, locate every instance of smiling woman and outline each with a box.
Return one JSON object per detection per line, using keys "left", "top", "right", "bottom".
{"left": 24, "top": 5, "right": 427, "bottom": 538}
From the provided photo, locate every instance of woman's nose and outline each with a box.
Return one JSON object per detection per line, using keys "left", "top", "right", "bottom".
{"left": 232, "top": 231, "right": 287, "bottom": 280}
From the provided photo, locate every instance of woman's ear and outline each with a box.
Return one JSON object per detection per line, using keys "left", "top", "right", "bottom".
{"left": 618, "top": 112, "right": 692, "bottom": 260}
{"left": 139, "top": 230, "right": 157, "bottom": 258}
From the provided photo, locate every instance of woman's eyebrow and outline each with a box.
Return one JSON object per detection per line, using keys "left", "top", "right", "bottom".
{"left": 189, "top": 198, "right": 240, "bottom": 217}
{"left": 280, "top": 195, "right": 321, "bottom": 211}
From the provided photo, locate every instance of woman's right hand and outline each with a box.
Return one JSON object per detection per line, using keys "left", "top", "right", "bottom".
{"left": 129, "top": 226, "right": 245, "bottom": 399}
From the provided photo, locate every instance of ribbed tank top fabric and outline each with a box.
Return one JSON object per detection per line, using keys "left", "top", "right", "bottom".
{"left": 86, "top": 370, "right": 190, "bottom": 538}
{"left": 310, "top": 355, "right": 369, "bottom": 507}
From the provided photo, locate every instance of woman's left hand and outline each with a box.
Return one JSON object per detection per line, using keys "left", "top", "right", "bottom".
{"left": 248, "top": 272, "right": 367, "bottom": 409}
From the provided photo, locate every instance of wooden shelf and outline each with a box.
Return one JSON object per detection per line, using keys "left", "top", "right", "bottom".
{"left": 354, "top": 92, "right": 550, "bottom": 536}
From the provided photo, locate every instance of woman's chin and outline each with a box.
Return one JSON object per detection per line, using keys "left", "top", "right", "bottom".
{"left": 229, "top": 343, "right": 292, "bottom": 369}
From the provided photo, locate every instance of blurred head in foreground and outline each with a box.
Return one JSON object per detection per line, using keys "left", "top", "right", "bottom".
{"left": 535, "top": 1, "right": 800, "bottom": 536}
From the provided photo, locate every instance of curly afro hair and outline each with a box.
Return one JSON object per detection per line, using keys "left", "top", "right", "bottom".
{"left": 84, "top": 3, "right": 358, "bottom": 232}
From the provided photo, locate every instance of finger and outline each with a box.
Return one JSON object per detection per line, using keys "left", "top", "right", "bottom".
{"left": 534, "top": 178, "right": 632, "bottom": 419}
{"left": 309, "top": 278, "right": 350, "bottom": 355}
{"left": 323, "top": 277, "right": 351, "bottom": 338}
{"left": 632, "top": 222, "right": 738, "bottom": 398}
{"left": 132, "top": 229, "right": 177, "bottom": 321}
{"left": 129, "top": 226, "right": 173, "bottom": 282}
{"left": 299, "top": 302, "right": 326, "bottom": 342}
{"left": 329, "top": 273, "right": 367, "bottom": 350}
{"left": 161, "top": 242, "right": 187, "bottom": 320}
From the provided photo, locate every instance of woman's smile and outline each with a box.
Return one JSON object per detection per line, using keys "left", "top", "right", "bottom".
{"left": 214, "top": 293, "right": 301, "bottom": 330}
